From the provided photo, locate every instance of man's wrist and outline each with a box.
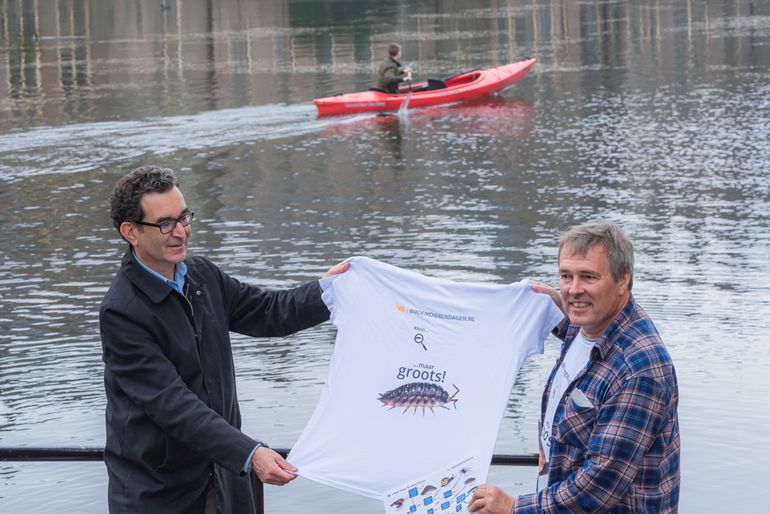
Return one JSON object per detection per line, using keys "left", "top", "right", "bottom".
{"left": 243, "top": 442, "right": 267, "bottom": 474}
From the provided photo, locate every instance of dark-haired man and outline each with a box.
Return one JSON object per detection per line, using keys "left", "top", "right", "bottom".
{"left": 470, "top": 221, "right": 680, "bottom": 513}
{"left": 377, "top": 42, "right": 412, "bottom": 93}
{"left": 100, "top": 166, "right": 347, "bottom": 513}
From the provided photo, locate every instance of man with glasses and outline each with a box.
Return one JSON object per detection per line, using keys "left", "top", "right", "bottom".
{"left": 100, "top": 166, "right": 347, "bottom": 513}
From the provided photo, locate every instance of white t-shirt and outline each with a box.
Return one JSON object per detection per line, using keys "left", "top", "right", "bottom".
{"left": 288, "top": 256, "right": 564, "bottom": 500}
{"left": 537, "top": 330, "right": 596, "bottom": 492}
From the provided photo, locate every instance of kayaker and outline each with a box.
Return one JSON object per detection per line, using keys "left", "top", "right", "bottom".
{"left": 100, "top": 165, "right": 349, "bottom": 513}
{"left": 470, "top": 221, "right": 680, "bottom": 513}
{"left": 377, "top": 43, "right": 412, "bottom": 94}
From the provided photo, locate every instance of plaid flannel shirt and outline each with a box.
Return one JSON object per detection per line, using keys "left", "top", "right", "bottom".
{"left": 514, "top": 295, "right": 680, "bottom": 513}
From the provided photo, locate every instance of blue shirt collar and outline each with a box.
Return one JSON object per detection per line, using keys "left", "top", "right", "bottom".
{"left": 131, "top": 249, "right": 187, "bottom": 294}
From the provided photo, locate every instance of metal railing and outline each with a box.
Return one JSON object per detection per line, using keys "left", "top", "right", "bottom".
{"left": 0, "top": 447, "right": 537, "bottom": 513}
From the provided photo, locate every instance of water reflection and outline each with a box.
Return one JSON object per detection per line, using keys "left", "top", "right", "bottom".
{"left": 2, "top": 0, "right": 764, "bottom": 132}
{"left": 1, "top": 0, "right": 769, "bottom": 513}
{"left": 326, "top": 96, "right": 534, "bottom": 138}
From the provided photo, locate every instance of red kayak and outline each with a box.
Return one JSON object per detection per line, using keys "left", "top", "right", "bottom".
{"left": 314, "top": 58, "right": 535, "bottom": 116}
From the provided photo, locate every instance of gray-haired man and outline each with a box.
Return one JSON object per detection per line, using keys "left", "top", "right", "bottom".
{"left": 471, "top": 221, "right": 680, "bottom": 513}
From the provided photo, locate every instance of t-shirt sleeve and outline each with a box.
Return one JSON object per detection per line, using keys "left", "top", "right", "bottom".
{"left": 541, "top": 295, "right": 566, "bottom": 346}
{"left": 320, "top": 257, "right": 356, "bottom": 327}
{"left": 320, "top": 277, "right": 341, "bottom": 327}
{"left": 519, "top": 281, "right": 567, "bottom": 358}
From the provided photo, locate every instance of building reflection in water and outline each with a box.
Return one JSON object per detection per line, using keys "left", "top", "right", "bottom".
{"left": 0, "top": 0, "right": 765, "bottom": 132}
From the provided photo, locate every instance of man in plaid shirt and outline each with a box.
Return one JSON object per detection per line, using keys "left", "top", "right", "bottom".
{"left": 470, "top": 221, "right": 680, "bottom": 513}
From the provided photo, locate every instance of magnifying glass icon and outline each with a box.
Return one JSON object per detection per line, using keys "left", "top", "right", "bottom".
{"left": 414, "top": 333, "right": 427, "bottom": 351}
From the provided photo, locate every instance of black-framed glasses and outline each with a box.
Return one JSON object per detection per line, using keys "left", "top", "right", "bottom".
{"left": 133, "top": 211, "right": 194, "bottom": 234}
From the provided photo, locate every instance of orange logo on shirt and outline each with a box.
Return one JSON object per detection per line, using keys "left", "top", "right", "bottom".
{"left": 396, "top": 303, "right": 406, "bottom": 312}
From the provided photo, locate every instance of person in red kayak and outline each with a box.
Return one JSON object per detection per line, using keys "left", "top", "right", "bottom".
{"left": 377, "top": 43, "right": 412, "bottom": 94}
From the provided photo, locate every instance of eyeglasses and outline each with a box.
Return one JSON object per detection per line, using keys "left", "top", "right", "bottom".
{"left": 133, "top": 211, "right": 194, "bottom": 234}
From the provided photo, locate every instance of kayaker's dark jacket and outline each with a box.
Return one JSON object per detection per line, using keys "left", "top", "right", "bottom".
{"left": 100, "top": 249, "right": 329, "bottom": 513}
{"left": 377, "top": 56, "right": 407, "bottom": 93}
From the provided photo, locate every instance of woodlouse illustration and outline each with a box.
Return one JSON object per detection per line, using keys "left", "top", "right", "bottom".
{"left": 378, "top": 382, "right": 460, "bottom": 414}
{"left": 420, "top": 484, "right": 437, "bottom": 495}
{"left": 389, "top": 498, "right": 404, "bottom": 509}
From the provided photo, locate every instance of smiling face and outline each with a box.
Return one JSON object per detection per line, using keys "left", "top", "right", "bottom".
{"left": 119, "top": 186, "right": 190, "bottom": 279}
{"left": 558, "top": 243, "right": 631, "bottom": 339}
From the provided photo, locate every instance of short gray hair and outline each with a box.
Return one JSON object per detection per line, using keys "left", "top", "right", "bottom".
{"left": 558, "top": 221, "right": 634, "bottom": 289}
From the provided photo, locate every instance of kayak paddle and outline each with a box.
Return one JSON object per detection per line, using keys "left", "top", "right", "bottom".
{"left": 398, "top": 81, "right": 412, "bottom": 118}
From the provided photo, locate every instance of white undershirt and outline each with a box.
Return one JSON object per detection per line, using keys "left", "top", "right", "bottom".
{"left": 537, "top": 330, "right": 596, "bottom": 492}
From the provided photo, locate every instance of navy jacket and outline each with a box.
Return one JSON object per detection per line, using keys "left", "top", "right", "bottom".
{"left": 100, "top": 249, "right": 329, "bottom": 513}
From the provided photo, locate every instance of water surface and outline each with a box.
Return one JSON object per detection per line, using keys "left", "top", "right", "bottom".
{"left": 1, "top": 0, "right": 769, "bottom": 512}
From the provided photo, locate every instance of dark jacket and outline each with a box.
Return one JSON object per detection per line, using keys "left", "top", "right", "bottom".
{"left": 100, "top": 249, "right": 329, "bottom": 513}
{"left": 377, "top": 56, "right": 407, "bottom": 93}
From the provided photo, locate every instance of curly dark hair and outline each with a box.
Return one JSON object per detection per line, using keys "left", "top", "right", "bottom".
{"left": 110, "top": 166, "right": 179, "bottom": 234}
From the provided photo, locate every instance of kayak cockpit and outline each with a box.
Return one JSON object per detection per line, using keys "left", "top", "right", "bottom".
{"left": 370, "top": 71, "right": 480, "bottom": 96}
{"left": 369, "top": 78, "right": 449, "bottom": 95}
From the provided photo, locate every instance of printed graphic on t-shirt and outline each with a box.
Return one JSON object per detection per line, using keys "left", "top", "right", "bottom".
{"left": 537, "top": 332, "right": 595, "bottom": 492}
{"left": 379, "top": 303, "right": 471, "bottom": 416}
{"left": 384, "top": 456, "right": 480, "bottom": 514}
{"left": 379, "top": 381, "right": 460, "bottom": 415}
